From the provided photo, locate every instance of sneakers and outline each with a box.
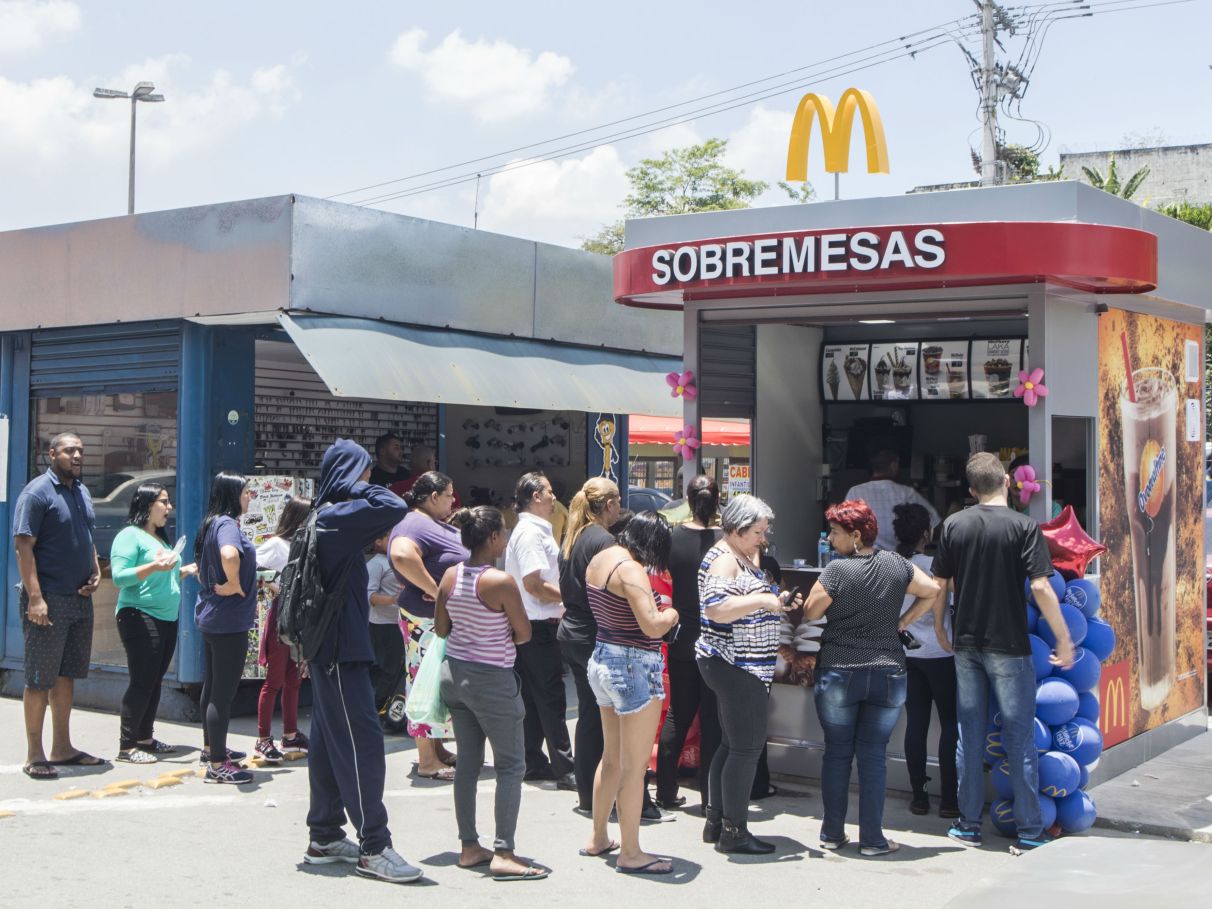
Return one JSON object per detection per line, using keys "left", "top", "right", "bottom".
{"left": 116, "top": 748, "right": 157, "bottom": 764}
{"left": 255, "top": 738, "right": 285, "bottom": 764}
{"left": 356, "top": 847, "right": 423, "bottom": 883}
{"left": 1015, "top": 831, "right": 1055, "bottom": 851}
{"left": 281, "top": 731, "right": 309, "bottom": 754}
{"left": 304, "top": 838, "right": 360, "bottom": 865}
{"left": 199, "top": 747, "right": 247, "bottom": 764}
{"left": 860, "top": 840, "right": 900, "bottom": 857}
{"left": 642, "top": 802, "right": 676, "bottom": 823}
{"left": 204, "top": 760, "right": 254, "bottom": 785}
{"left": 947, "top": 824, "right": 983, "bottom": 847}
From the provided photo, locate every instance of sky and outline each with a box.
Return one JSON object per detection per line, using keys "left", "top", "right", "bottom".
{"left": 1, "top": 0, "right": 1210, "bottom": 248}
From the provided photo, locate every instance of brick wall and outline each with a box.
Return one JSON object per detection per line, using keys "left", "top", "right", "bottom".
{"left": 1058, "top": 144, "right": 1212, "bottom": 206}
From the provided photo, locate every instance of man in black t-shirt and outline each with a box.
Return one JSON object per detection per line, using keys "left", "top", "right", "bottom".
{"left": 929, "top": 453, "right": 1073, "bottom": 852}
{"left": 368, "top": 433, "right": 410, "bottom": 488}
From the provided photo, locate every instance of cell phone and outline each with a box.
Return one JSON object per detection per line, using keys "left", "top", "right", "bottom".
{"left": 898, "top": 628, "right": 922, "bottom": 650}
{"left": 783, "top": 585, "right": 803, "bottom": 603}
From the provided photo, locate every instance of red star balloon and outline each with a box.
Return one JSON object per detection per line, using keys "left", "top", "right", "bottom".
{"left": 1039, "top": 505, "right": 1106, "bottom": 579}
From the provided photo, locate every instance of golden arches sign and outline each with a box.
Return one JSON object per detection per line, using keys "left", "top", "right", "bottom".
{"left": 785, "top": 88, "right": 889, "bottom": 181}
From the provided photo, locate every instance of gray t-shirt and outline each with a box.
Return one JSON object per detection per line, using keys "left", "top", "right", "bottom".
{"left": 366, "top": 552, "right": 402, "bottom": 625}
{"left": 818, "top": 550, "right": 915, "bottom": 671}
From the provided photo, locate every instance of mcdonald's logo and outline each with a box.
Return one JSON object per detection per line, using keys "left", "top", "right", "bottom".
{"left": 785, "top": 87, "right": 890, "bottom": 181}
{"left": 1099, "top": 660, "right": 1130, "bottom": 748}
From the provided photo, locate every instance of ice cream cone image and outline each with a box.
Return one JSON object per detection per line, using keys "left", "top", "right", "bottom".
{"left": 826, "top": 360, "right": 840, "bottom": 400}
{"left": 844, "top": 355, "right": 867, "bottom": 399}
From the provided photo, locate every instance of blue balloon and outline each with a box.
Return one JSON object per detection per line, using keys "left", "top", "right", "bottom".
{"left": 1056, "top": 790, "right": 1097, "bottom": 833}
{"left": 1082, "top": 617, "right": 1116, "bottom": 662}
{"left": 991, "top": 798, "right": 1018, "bottom": 837}
{"left": 1076, "top": 690, "right": 1100, "bottom": 723}
{"left": 1038, "top": 601, "right": 1088, "bottom": 649}
{"left": 1039, "top": 793, "right": 1058, "bottom": 831}
{"left": 1078, "top": 763, "right": 1090, "bottom": 790}
{"left": 1034, "top": 716, "right": 1052, "bottom": 752}
{"left": 1026, "top": 603, "right": 1040, "bottom": 635}
{"left": 1029, "top": 634, "right": 1054, "bottom": 680}
{"left": 1039, "top": 750, "right": 1081, "bottom": 799}
{"left": 991, "top": 759, "right": 1015, "bottom": 799}
{"left": 1026, "top": 572, "right": 1068, "bottom": 607}
{"left": 1053, "top": 646, "right": 1102, "bottom": 693}
{"left": 984, "top": 725, "right": 1006, "bottom": 764}
{"left": 1051, "top": 717, "right": 1104, "bottom": 767}
{"left": 1063, "top": 579, "right": 1101, "bottom": 618}
{"left": 1036, "top": 677, "right": 1080, "bottom": 726}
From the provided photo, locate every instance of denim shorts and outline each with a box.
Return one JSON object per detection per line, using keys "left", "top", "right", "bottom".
{"left": 587, "top": 642, "right": 665, "bottom": 716}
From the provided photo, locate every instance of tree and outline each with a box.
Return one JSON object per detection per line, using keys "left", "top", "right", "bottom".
{"left": 1000, "top": 144, "right": 1040, "bottom": 183}
{"left": 1082, "top": 155, "right": 1150, "bottom": 200}
{"left": 777, "top": 180, "right": 817, "bottom": 203}
{"left": 580, "top": 138, "right": 768, "bottom": 254}
{"left": 1158, "top": 201, "right": 1212, "bottom": 232}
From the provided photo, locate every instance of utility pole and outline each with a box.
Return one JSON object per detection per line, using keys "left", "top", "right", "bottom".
{"left": 979, "top": 0, "right": 999, "bottom": 186}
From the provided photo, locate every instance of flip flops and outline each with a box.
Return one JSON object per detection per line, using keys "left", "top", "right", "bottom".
{"left": 492, "top": 866, "right": 550, "bottom": 882}
{"left": 616, "top": 858, "right": 674, "bottom": 875}
{"left": 578, "top": 841, "right": 619, "bottom": 857}
{"left": 415, "top": 766, "right": 456, "bottom": 781}
{"left": 50, "top": 751, "right": 106, "bottom": 766}
{"left": 22, "top": 761, "right": 57, "bottom": 780}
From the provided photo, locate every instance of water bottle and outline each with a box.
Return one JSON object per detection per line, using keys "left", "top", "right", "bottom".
{"left": 817, "top": 532, "right": 831, "bottom": 568}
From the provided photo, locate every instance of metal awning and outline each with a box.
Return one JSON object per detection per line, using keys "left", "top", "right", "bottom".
{"left": 279, "top": 313, "right": 682, "bottom": 417}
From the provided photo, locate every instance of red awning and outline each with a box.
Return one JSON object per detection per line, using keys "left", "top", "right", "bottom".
{"left": 629, "top": 414, "right": 750, "bottom": 446}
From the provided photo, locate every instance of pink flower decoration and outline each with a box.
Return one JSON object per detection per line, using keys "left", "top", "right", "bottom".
{"left": 672, "top": 424, "right": 701, "bottom": 460}
{"left": 665, "top": 370, "right": 698, "bottom": 399}
{"left": 1013, "top": 464, "right": 1042, "bottom": 506}
{"left": 1013, "top": 367, "right": 1049, "bottom": 407}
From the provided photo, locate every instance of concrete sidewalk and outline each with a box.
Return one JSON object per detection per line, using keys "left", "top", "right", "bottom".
{"left": 1089, "top": 723, "right": 1212, "bottom": 843}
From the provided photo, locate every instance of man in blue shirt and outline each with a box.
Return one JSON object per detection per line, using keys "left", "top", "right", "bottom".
{"left": 12, "top": 432, "right": 105, "bottom": 780}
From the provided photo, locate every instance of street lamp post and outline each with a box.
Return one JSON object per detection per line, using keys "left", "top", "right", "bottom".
{"left": 93, "top": 81, "right": 165, "bottom": 215}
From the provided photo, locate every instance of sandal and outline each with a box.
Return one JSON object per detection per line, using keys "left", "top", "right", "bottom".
{"left": 22, "top": 761, "right": 58, "bottom": 780}
{"left": 415, "top": 766, "right": 456, "bottom": 781}
{"left": 820, "top": 835, "right": 850, "bottom": 851}
{"left": 116, "top": 748, "right": 158, "bottom": 764}
{"left": 50, "top": 751, "right": 107, "bottom": 766}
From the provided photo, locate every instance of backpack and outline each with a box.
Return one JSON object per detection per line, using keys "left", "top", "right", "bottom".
{"left": 276, "top": 507, "right": 353, "bottom": 663}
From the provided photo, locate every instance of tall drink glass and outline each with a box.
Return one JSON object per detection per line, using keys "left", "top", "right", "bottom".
{"left": 1120, "top": 367, "right": 1177, "bottom": 711}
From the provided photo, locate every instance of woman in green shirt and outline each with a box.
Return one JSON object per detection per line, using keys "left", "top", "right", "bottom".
{"left": 110, "top": 482, "right": 197, "bottom": 763}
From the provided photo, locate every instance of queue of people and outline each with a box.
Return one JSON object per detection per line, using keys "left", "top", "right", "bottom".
{"left": 11, "top": 431, "right": 1075, "bottom": 886}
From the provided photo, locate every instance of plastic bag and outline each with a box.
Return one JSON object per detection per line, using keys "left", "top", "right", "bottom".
{"left": 404, "top": 633, "right": 450, "bottom": 729}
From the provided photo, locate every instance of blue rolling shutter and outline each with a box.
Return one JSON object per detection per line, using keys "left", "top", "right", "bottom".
{"left": 29, "top": 321, "right": 180, "bottom": 393}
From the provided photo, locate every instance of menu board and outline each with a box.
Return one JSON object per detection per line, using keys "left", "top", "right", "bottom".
{"left": 869, "top": 342, "right": 919, "bottom": 401}
{"left": 970, "top": 339, "right": 1023, "bottom": 399}
{"left": 919, "top": 341, "right": 970, "bottom": 400}
{"left": 821, "top": 344, "right": 871, "bottom": 401}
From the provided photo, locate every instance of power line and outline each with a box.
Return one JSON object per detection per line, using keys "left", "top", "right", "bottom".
{"left": 326, "top": 14, "right": 984, "bottom": 203}
{"left": 348, "top": 31, "right": 972, "bottom": 208}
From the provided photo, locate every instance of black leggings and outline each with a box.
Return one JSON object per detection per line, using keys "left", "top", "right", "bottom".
{"left": 117, "top": 609, "right": 178, "bottom": 749}
{"left": 698, "top": 656, "right": 769, "bottom": 824}
{"left": 657, "top": 657, "right": 710, "bottom": 803}
{"left": 200, "top": 631, "right": 248, "bottom": 762}
{"left": 904, "top": 656, "right": 959, "bottom": 805}
{"left": 369, "top": 623, "right": 405, "bottom": 709}
{"left": 560, "top": 638, "right": 602, "bottom": 811}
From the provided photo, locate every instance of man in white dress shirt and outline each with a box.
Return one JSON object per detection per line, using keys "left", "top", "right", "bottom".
{"left": 844, "top": 450, "right": 940, "bottom": 552}
{"left": 505, "top": 471, "right": 575, "bottom": 788}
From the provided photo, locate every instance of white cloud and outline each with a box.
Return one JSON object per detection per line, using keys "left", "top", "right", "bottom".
{"left": 388, "top": 27, "right": 573, "bottom": 122}
{"left": 476, "top": 145, "right": 629, "bottom": 245}
{"left": 0, "top": 55, "right": 302, "bottom": 167}
{"left": 725, "top": 104, "right": 794, "bottom": 194}
{"left": 0, "top": 0, "right": 80, "bottom": 55}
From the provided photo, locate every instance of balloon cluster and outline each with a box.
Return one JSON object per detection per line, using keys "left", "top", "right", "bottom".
{"left": 983, "top": 574, "right": 1114, "bottom": 838}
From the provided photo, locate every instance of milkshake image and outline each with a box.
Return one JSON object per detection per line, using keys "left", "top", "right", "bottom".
{"left": 874, "top": 360, "right": 891, "bottom": 397}
{"left": 826, "top": 360, "right": 840, "bottom": 400}
{"left": 891, "top": 349, "right": 913, "bottom": 396}
{"left": 1120, "top": 365, "right": 1177, "bottom": 711}
{"left": 946, "top": 361, "right": 967, "bottom": 398}
{"left": 983, "top": 357, "right": 1013, "bottom": 396}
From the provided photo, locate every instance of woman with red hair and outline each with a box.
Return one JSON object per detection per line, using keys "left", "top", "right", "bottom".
{"left": 803, "top": 499, "right": 940, "bottom": 856}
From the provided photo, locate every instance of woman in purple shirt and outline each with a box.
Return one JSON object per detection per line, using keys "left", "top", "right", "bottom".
{"left": 389, "top": 470, "right": 469, "bottom": 780}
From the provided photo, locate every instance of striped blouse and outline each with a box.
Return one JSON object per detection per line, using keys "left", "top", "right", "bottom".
{"left": 445, "top": 563, "right": 516, "bottom": 669}
{"left": 587, "top": 559, "right": 663, "bottom": 652}
{"left": 695, "top": 541, "right": 781, "bottom": 687}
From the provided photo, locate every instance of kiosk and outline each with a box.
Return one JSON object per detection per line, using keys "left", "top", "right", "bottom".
{"left": 613, "top": 181, "right": 1210, "bottom": 787}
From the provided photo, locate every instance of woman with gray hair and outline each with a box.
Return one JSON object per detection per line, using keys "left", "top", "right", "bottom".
{"left": 696, "top": 495, "right": 799, "bottom": 854}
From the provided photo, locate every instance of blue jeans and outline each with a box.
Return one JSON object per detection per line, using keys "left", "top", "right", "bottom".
{"left": 814, "top": 666, "right": 907, "bottom": 849}
{"left": 954, "top": 650, "right": 1041, "bottom": 839}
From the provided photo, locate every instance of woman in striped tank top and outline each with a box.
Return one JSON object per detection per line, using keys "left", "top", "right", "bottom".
{"left": 434, "top": 507, "right": 548, "bottom": 882}
{"left": 581, "top": 512, "right": 680, "bottom": 875}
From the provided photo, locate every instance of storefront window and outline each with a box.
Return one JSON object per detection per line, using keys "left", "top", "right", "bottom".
{"left": 29, "top": 392, "right": 178, "bottom": 669}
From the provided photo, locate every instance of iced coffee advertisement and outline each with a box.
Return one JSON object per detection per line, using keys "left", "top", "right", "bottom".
{"left": 821, "top": 344, "right": 870, "bottom": 401}
{"left": 919, "top": 341, "right": 970, "bottom": 400}
{"left": 869, "top": 342, "right": 919, "bottom": 400}
{"left": 969, "top": 339, "right": 1022, "bottom": 399}
{"left": 1098, "top": 309, "right": 1203, "bottom": 740}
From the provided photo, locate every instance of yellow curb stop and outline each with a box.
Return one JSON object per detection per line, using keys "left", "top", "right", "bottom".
{"left": 92, "top": 788, "right": 128, "bottom": 799}
{"left": 103, "top": 780, "right": 141, "bottom": 791}
{"left": 53, "top": 789, "right": 90, "bottom": 801}
{"left": 146, "top": 776, "right": 183, "bottom": 790}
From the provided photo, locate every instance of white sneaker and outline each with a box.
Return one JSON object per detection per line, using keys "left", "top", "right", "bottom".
{"left": 303, "top": 838, "right": 360, "bottom": 865}
{"left": 356, "top": 847, "right": 423, "bottom": 883}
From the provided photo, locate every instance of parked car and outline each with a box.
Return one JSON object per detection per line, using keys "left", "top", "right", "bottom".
{"left": 627, "top": 486, "right": 673, "bottom": 514}
{"left": 92, "top": 470, "right": 177, "bottom": 558}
